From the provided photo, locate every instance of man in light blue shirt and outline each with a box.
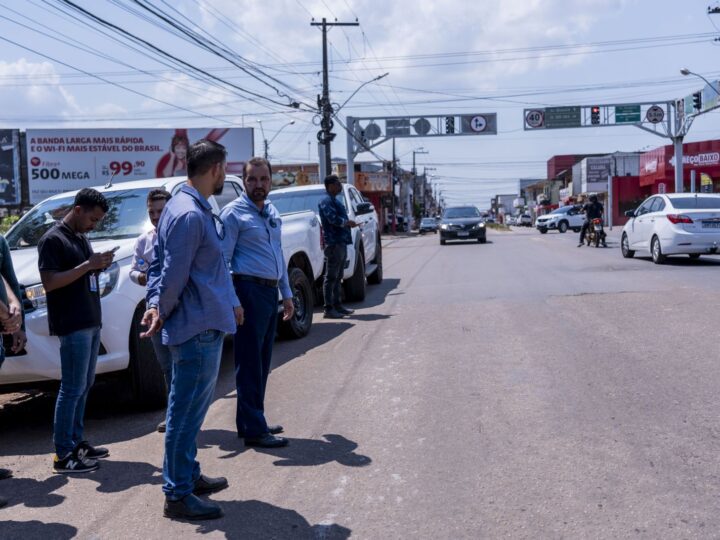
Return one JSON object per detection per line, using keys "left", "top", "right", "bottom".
{"left": 221, "top": 156, "right": 294, "bottom": 449}
{"left": 143, "top": 139, "right": 242, "bottom": 521}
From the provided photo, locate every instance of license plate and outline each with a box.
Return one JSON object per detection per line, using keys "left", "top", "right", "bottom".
{"left": 594, "top": 225, "right": 602, "bottom": 231}
{"left": 457, "top": 231, "right": 469, "bottom": 237}
{"left": 702, "top": 222, "right": 720, "bottom": 228}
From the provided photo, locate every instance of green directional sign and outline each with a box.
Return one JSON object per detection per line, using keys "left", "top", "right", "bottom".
{"left": 615, "top": 105, "right": 641, "bottom": 123}
{"left": 544, "top": 106, "right": 581, "bottom": 129}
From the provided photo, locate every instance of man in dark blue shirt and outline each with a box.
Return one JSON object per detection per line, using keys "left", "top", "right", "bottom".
{"left": 318, "top": 175, "right": 358, "bottom": 319}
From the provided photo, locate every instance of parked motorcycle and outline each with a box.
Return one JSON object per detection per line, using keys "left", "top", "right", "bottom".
{"left": 585, "top": 218, "right": 607, "bottom": 248}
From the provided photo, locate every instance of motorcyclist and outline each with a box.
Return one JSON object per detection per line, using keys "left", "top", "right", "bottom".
{"left": 578, "top": 195, "right": 606, "bottom": 247}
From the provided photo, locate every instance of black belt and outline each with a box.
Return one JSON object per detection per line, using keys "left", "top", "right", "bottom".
{"left": 233, "top": 274, "right": 279, "bottom": 288}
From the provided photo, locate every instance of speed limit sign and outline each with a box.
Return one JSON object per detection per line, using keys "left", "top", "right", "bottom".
{"left": 525, "top": 109, "right": 545, "bottom": 128}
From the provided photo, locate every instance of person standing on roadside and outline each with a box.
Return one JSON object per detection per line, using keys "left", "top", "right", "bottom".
{"left": 318, "top": 174, "right": 358, "bottom": 319}
{"left": 220, "top": 156, "right": 294, "bottom": 449}
{"left": 129, "top": 188, "right": 172, "bottom": 433}
{"left": 142, "top": 140, "right": 242, "bottom": 521}
{"left": 1, "top": 234, "right": 26, "bottom": 355}
{"left": 1, "top": 269, "right": 23, "bottom": 507}
{"left": 38, "top": 188, "right": 113, "bottom": 474}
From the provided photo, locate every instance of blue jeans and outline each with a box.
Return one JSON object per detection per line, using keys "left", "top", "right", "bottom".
{"left": 163, "top": 329, "right": 224, "bottom": 501}
{"left": 233, "top": 280, "right": 278, "bottom": 437}
{"left": 151, "top": 333, "right": 172, "bottom": 394}
{"left": 323, "top": 244, "right": 347, "bottom": 309}
{"left": 53, "top": 326, "right": 101, "bottom": 458}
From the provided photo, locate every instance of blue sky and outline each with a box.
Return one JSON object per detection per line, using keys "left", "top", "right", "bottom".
{"left": 1, "top": 0, "right": 720, "bottom": 209}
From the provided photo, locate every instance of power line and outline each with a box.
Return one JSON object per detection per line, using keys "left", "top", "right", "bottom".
{"left": 0, "top": 33, "right": 237, "bottom": 125}
{"left": 53, "top": 0, "right": 306, "bottom": 110}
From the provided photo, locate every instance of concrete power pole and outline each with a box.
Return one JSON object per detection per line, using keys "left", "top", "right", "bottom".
{"left": 311, "top": 18, "right": 359, "bottom": 178}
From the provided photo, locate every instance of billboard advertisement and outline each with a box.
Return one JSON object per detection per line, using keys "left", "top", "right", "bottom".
{"left": 26, "top": 128, "right": 254, "bottom": 203}
{"left": 0, "top": 129, "right": 21, "bottom": 206}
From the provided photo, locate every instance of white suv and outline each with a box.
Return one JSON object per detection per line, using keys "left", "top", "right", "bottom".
{"left": 536, "top": 205, "right": 584, "bottom": 234}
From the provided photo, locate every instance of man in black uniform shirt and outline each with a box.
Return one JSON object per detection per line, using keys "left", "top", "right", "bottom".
{"left": 578, "top": 194, "right": 605, "bottom": 247}
{"left": 38, "top": 188, "right": 115, "bottom": 473}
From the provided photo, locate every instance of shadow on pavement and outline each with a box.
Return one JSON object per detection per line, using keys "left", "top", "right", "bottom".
{"left": 73, "top": 459, "right": 163, "bottom": 493}
{"left": 0, "top": 521, "right": 78, "bottom": 540}
{"left": 634, "top": 256, "right": 720, "bottom": 267}
{"left": 0, "top": 475, "right": 68, "bottom": 509}
{"left": 345, "top": 277, "right": 400, "bottom": 310}
{"left": 189, "top": 499, "right": 351, "bottom": 539}
{"left": 345, "top": 313, "right": 391, "bottom": 322}
{"left": 198, "top": 430, "right": 371, "bottom": 468}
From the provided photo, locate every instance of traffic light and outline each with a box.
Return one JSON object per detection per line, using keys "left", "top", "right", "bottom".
{"left": 693, "top": 91, "right": 702, "bottom": 111}
{"left": 445, "top": 116, "right": 455, "bottom": 134}
{"left": 590, "top": 106, "right": 600, "bottom": 125}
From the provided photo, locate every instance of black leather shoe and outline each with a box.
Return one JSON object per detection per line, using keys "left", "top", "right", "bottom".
{"left": 0, "top": 468, "right": 12, "bottom": 481}
{"left": 323, "top": 309, "right": 345, "bottom": 319}
{"left": 157, "top": 420, "right": 166, "bottom": 433}
{"left": 334, "top": 305, "right": 355, "bottom": 315}
{"left": 244, "top": 433, "right": 289, "bottom": 448}
{"left": 164, "top": 494, "right": 223, "bottom": 521}
{"left": 193, "top": 474, "right": 228, "bottom": 496}
{"left": 237, "top": 424, "right": 283, "bottom": 437}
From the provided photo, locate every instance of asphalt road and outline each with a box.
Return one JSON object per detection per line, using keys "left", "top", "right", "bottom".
{"left": 3, "top": 226, "right": 720, "bottom": 539}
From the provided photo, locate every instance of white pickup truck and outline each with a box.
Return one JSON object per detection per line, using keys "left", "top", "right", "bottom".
{"left": 270, "top": 183, "right": 383, "bottom": 302}
{"left": 0, "top": 175, "right": 323, "bottom": 408}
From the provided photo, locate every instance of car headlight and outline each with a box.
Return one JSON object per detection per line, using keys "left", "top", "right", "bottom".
{"left": 440, "top": 224, "right": 449, "bottom": 230}
{"left": 474, "top": 223, "right": 485, "bottom": 229}
{"left": 98, "top": 262, "right": 120, "bottom": 298}
{"left": 23, "top": 261, "right": 120, "bottom": 310}
{"left": 25, "top": 283, "right": 47, "bottom": 309}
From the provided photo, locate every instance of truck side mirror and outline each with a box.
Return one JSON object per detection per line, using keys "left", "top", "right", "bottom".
{"left": 356, "top": 202, "right": 373, "bottom": 215}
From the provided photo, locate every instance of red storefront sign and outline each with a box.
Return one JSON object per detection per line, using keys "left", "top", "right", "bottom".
{"left": 640, "top": 139, "right": 720, "bottom": 189}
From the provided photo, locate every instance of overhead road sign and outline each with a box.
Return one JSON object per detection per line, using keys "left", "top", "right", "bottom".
{"left": 461, "top": 114, "right": 496, "bottom": 134}
{"left": 525, "top": 109, "right": 544, "bottom": 128}
{"left": 524, "top": 102, "right": 672, "bottom": 130}
{"left": 646, "top": 105, "right": 664, "bottom": 124}
{"left": 615, "top": 105, "right": 641, "bottom": 123}
{"left": 544, "top": 106, "right": 581, "bottom": 129}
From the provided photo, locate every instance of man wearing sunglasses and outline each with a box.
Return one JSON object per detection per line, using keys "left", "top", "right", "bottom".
{"left": 221, "top": 156, "right": 294, "bottom": 449}
{"left": 142, "top": 139, "right": 242, "bottom": 521}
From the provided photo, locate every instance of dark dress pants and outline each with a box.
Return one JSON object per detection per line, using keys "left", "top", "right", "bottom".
{"left": 323, "top": 243, "right": 347, "bottom": 308}
{"left": 233, "top": 280, "right": 279, "bottom": 437}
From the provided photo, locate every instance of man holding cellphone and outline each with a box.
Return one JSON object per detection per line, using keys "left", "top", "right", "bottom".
{"left": 38, "top": 188, "right": 114, "bottom": 474}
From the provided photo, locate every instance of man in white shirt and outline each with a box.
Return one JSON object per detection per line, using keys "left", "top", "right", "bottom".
{"left": 130, "top": 188, "right": 172, "bottom": 432}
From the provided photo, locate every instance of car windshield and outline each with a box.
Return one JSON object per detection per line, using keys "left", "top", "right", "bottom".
{"left": 670, "top": 196, "right": 720, "bottom": 210}
{"left": 6, "top": 188, "right": 153, "bottom": 249}
{"left": 549, "top": 206, "right": 572, "bottom": 214}
{"left": 270, "top": 189, "right": 346, "bottom": 215}
{"left": 421, "top": 219, "right": 434, "bottom": 224}
{"left": 443, "top": 207, "right": 480, "bottom": 219}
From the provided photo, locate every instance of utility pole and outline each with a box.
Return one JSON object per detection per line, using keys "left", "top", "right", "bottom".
{"left": 311, "top": 18, "right": 359, "bottom": 179}
{"left": 391, "top": 138, "right": 397, "bottom": 234}
{"left": 411, "top": 148, "right": 428, "bottom": 222}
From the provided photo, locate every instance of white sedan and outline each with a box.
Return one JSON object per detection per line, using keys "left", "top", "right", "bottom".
{"left": 621, "top": 193, "right": 720, "bottom": 264}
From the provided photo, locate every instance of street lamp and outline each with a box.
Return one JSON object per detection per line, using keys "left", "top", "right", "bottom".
{"left": 256, "top": 119, "right": 296, "bottom": 160}
{"left": 680, "top": 68, "right": 719, "bottom": 95}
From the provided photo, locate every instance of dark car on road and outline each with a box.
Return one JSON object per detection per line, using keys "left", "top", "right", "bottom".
{"left": 439, "top": 206, "right": 486, "bottom": 245}
{"left": 419, "top": 217, "right": 438, "bottom": 234}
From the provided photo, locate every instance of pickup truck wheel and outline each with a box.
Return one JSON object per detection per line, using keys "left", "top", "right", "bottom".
{"left": 367, "top": 238, "right": 383, "bottom": 285}
{"left": 344, "top": 249, "right": 366, "bottom": 301}
{"left": 128, "top": 303, "right": 167, "bottom": 410}
{"left": 558, "top": 221, "right": 568, "bottom": 233}
{"left": 440, "top": 238, "right": 446, "bottom": 245}
{"left": 278, "top": 267, "right": 313, "bottom": 339}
